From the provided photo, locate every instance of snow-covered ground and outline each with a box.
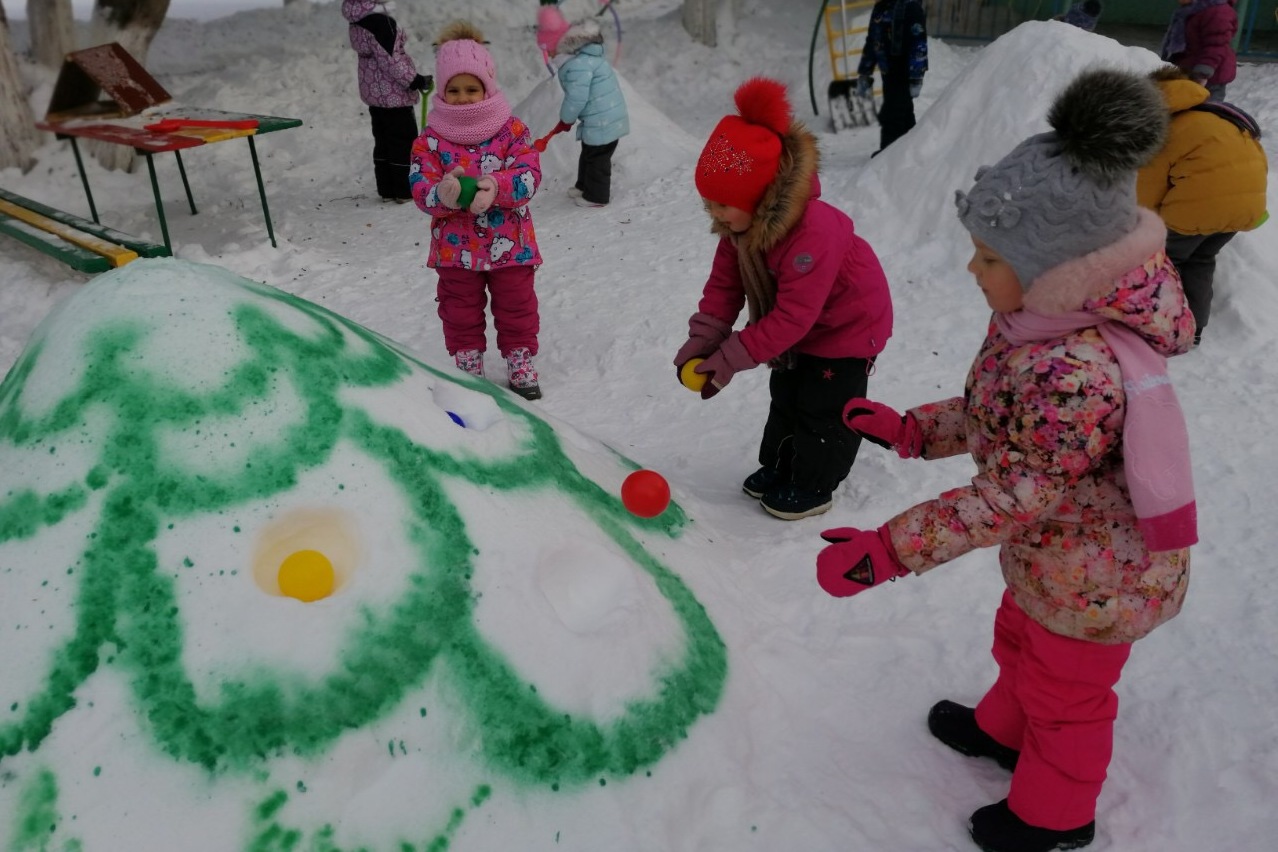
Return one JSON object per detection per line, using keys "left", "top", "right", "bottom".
{"left": 1, "top": 1, "right": 1276, "bottom": 850}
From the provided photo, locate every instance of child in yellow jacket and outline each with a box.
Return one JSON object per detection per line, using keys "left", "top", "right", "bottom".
{"left": 1136, "top": 65, "right": 1268, "bottom": 344}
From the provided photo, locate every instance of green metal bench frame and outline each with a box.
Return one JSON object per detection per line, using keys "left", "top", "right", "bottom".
{"left": 0, "top": 187, "right": 170, "bottom": 273}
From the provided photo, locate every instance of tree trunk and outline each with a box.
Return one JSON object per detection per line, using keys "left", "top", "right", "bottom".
{"left": 88, "top": 0, "right": 172, "bottom": 171}
{"left": 28, "top": 0, "right": 75, "bottom": 69}
{"left": 682, "top": 0, "right": 718, "bottom": 48}
{"left": 0, "top": 7, "right": 40, "bottom": 173}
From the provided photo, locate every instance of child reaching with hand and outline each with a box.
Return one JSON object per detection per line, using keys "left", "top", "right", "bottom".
{"left": 553, "top": 16, "right": 629, "bottom": 208}
{"left": 673, "top": 77, "right": 893, "bottom": 521}
{"left": 814, "top": 69, "right": 1196, "bottom": 852}
{"left": 410, "top": 21, "right": 544, "bottom": 400}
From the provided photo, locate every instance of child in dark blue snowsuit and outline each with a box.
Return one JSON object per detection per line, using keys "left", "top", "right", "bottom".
{"left": 856, "top": 0, "right": 928, "bottom": 154}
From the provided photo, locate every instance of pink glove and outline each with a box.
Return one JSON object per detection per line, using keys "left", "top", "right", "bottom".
{"left": 436, "top": 166, "right": 465, "bottom": 209}
{"left": 816, "top": 524, "right": 911, "bottom": 598}
{"left": 469, "top": 176, "right": 498, "bottom": 215}
{"left": 694, "top": 332, "right": 756, "bottom": 400}
{"left": 842, "top": 398, "right": 923, "bottom": 459}
{"left": 673, "top": 312, "right": 733, "bottom": 369}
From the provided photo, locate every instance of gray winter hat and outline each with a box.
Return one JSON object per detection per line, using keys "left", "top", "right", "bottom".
{"left": 956, "top": 68, "right": 1168, "bottom": 288}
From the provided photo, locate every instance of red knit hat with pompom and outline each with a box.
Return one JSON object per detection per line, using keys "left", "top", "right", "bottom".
{"left": 695, "top": 78, "right": 792, "bottom": 214}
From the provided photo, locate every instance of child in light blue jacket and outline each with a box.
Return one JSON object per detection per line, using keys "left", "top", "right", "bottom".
{"left": 554, "top": 18, "right": 629, "bottom": 207}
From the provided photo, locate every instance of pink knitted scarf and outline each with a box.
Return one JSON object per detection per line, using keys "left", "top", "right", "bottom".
{"left": 427, "top": 92, "right": 513, "bottom": 145}
{"left": 996, "top": 309, "right": 1197, "bottom": 552}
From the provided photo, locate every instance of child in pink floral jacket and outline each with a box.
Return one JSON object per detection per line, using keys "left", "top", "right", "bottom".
{"left": 814, "top": 70, "right": 1196, "bottom": 852}
{"left": 410, "top": 21, "right": 544, "bottom": 399}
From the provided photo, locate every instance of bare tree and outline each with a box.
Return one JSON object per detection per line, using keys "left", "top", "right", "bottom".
{"left": 88, "top": 0, "right": 172, "bottom": 171}
{"left": 682, "top": 0, "right": 718, "bottom": 48}
{"left": 0, "top": 6, "right": 40, "bottom": 172}
{"left": 90, "top": 0, "right": 171, "bottom": 65}
{"left": 28, "top": 0, "right": 75, "bottom": 69}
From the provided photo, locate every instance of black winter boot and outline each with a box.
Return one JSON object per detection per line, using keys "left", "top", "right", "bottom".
{"left": 742, "top": 466, "right": 782, "bottom": 499}
{"left": 969, "top": 799, "right": 1095, "bottom": 852}
{"left": 927, "top": 700, "right": 1020, "bottom": 771}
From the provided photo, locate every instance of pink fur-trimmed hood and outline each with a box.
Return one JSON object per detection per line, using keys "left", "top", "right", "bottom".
{"left": 1024, "top": 209, "right": 1196, "bottom": 357}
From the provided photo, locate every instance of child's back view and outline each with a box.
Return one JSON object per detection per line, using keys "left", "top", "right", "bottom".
{"left": 342, "top": 0, "right": 431, "bottom": 201}
{"left": 1160, "top": 0, "right": 1238, "bottom": 101}
{"left": 554, "top": 17, "right": 630, "bottom": 208}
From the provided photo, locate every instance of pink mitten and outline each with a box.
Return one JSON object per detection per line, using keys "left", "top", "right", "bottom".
{"left": 694, "top": 332, "right": 757, "bottom": 400}
{"left": 673, "top": 312, "right": 733, "bottom": 369}
{"left": 842, "top": 398, "right": 922, "bottom": 459}
{"left": 469, "top": 176, "right": 498, "bottom": 215}
{"left": 816, "top": 525, "right": 910, "bottom": 598}
{"left": 436, "top": 166, "right": 465, "bottom": 209}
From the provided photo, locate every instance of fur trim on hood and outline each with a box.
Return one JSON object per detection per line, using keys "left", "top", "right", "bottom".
{"left": 556, "top": 18, "right": 604, "bottom": 56}
{"left": 709, "top": 121, "right": 820, "bottom": 255}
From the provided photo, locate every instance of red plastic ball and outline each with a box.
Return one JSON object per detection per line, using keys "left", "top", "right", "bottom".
{"left": 621, "top": 470, "right": 671, "bottom": 518}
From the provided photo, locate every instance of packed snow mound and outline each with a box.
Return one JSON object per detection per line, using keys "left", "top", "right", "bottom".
{"left": 516, "top": 69, "right": 702, "bottom": 189}
{"left": 0, "top": 259, "right": 726, "bottom": 849}
{"left": 853, "top": 20, "right": 1164, "bottom": 253}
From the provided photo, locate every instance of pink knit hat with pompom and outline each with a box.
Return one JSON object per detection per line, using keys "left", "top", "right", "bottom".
{"left": 435, "top": 21, "right": 501, "bottom": 98}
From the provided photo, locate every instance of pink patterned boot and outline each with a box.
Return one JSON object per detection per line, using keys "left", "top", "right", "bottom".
{"left": 505, "top": 347, "right": 542, "bottom": 400}
{"left": 454, "top": 349, "right": 484, "bottom": 378}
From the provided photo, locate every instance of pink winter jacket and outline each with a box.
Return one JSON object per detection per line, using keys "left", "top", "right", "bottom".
{"left": 409, "top": 116, "right": 542, "bottom": 271}
{"left": 888, "top": 212, "right": 1196, "bottom": 644}
{"left": 696, "top": 182, "right": 892, "bottom": 363}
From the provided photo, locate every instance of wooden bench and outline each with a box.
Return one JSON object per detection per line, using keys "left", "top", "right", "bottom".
{"left": 0, "top": 188, "right": 169, "bottom": 273}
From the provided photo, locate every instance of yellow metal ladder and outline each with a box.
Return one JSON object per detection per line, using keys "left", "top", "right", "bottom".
{"left": 825, "top": 0, "right": 876, "bottom": 85}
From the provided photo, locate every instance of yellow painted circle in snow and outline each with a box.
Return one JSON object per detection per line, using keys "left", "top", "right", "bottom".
{"left": 278, "top": 549, "right": 336, "bottom": 602}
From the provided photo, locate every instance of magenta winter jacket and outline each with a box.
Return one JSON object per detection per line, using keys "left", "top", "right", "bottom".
{"left": 409, "top": 116, "right": 542, "bottom": 271}
{"left": 343, "top": 0, "right": 422, "bottom": 109}
{"left": 696, "top": 182, "right": 892, "bottom": 363}
{"left": 1172, "top": 0, "right": 1238, "bottom": 87}
{"left": 887, "top": 213, "right": 1196, "bottom": 644}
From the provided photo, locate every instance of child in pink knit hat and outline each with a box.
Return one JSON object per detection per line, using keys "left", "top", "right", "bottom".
{"left": 409, "top": 21, "right": 545, "bottom": 400}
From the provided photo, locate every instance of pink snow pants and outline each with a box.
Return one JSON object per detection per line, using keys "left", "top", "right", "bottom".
{"left": 974, "top": 591, "right": 1132, "bottom": 830}
{"left": 436, "top": 266, "right": 539, "bottom": 357}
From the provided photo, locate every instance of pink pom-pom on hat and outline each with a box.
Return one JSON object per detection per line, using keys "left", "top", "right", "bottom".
{"left": 695, "top": 77, "right": 793, "bottom": 214}
{"left": 435, "top": 21, "right": 501, "bottom": 98}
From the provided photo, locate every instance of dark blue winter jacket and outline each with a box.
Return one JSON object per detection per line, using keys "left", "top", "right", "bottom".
{"left": 856, "top": 0, "right": 928, "bottom": 84}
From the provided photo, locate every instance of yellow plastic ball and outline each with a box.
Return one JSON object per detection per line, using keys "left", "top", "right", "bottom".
{"left": 278, "top": 549, "right": 336, "bottom": 603}
{"left": 680, "top": 358, "right": 708, "bottom": 392}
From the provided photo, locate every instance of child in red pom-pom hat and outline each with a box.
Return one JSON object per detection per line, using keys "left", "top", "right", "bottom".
{"left": 674, "top": 77, "right": 895, "bottom": 521}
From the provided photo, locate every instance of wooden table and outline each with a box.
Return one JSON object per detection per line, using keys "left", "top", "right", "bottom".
{"left": 37, "top": 108, "right": 302, "bottom": 251}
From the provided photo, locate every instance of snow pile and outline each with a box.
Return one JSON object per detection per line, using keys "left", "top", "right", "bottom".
{"left": 0, "top": 258, "right": 725, "bottom": 848}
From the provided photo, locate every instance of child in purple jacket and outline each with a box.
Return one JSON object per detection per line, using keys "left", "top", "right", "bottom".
{"left": 1160, "top": 0, "right": 1238, "bottom": 101}
{"left": 342, "top": 0, "right": 431, "bottom": 201}
{"left": 409, "top": 21, "right": 544, "bottom": 400}
{"left": 673, "top": 77, "right": 893, "bottom": 520}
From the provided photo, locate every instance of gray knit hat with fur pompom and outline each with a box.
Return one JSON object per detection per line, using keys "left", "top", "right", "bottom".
{"left": 955, "top": 68, "right": 1168, "bottom": 288}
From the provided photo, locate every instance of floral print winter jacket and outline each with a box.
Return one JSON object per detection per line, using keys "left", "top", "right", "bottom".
{"left": 342, "top": 0, "right": 422, "bottom": 110}
{"left": 887, "top": 212, "right": 1196, "bottom": 644}
{"left": 409, "top": 117, "right": 542, "bottom": 271}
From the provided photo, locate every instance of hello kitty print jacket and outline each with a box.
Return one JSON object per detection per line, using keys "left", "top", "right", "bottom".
{"left": 409, "top": 117, "right": 542, "bottom": 271}
{"left": 887, "top": 212, "right": 1196, "bottom": 644}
